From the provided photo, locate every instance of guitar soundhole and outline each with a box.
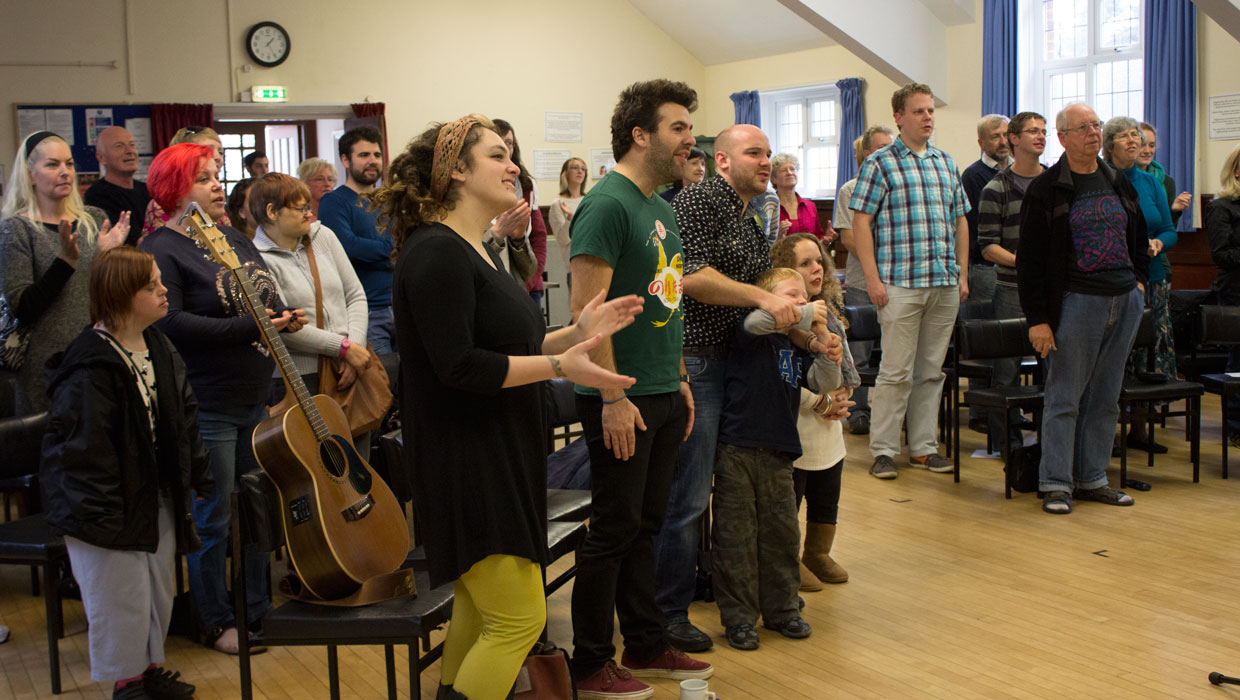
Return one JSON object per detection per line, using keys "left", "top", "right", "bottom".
{"left": 319, "top": 439, "right": 348, "bottom": 479}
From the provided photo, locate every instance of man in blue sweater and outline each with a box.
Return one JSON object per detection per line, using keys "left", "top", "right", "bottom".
{"left": 319, "top": 126, "right": 395, "bottom": 353}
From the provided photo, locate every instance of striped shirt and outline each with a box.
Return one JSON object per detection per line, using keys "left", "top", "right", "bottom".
{"left": 977, "top": 166, "right": 1041, "bottom": 286}
{"left": 848, "top": 137, "right": 969, "bottom": 288}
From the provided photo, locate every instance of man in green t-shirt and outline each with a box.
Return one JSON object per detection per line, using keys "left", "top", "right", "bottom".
{"left": 567, "top": 79, "right": 713, "bottom": 698}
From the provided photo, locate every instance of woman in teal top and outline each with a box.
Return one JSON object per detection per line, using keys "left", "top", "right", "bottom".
{"left": 1103, "top": 116, "right": 1178, "bottom": 451}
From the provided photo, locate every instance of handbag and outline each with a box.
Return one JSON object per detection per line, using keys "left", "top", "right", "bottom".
{"left": 0, "top": 295, "right": 31, "bottom": 372}
{"left": 304, "top": 235, "right": 393, "bottom": 436}
{"left": 513, "top": 642, "right": 576, "bottom": 700}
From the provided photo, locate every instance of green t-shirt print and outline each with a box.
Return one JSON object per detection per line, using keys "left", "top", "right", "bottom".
{"left": 569, "top": 172, "right": 684, "bottom": 397}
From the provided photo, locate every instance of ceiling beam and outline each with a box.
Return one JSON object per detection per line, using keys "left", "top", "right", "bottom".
{"left": 1196, "top": 0, "right": 1240, "bottom": 43}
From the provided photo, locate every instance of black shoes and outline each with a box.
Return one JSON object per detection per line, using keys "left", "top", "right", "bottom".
{"left": 665, "top": 621, "right": 713, "bottom": 653}
{"left": 725, "top": 623, "right": 759, "bottom": 651}
{"left": 763, "top": 616, "right": 813, "bottom": 639}
{"left": 142, "top": 668, "right": 195, "bottom": 700}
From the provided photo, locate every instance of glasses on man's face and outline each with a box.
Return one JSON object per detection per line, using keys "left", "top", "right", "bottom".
{"left": 1020, "top": 128, "right": 1048, "bottom": 136}
{"left": 288, "top": 204, "right": 312, "bottom": 215}
{"left": 1063, "top": 121, "right": 1103, "bottom": 135}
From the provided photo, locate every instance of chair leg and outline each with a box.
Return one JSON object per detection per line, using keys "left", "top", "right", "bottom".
{"left": 328, "top": 646, "right": 341, "bottom": 700}
{"left": 1193, "top": 396, "right": 1201, "bottom": 483}
{"left": 409, "top": 642, "right": 418, "bottom": 700}
{"left": 1119, "top": 404, "right": 1129, "bottom": 487}
{"left": 1002, "top": 409, "right": 1013, "bottom": 499}
{"left": 952, "top": 389, "right": 960, "bottom": 484}
{"left": 1147, "top": 409, "right": 1155, "bottom": 468}
{"left": 44, "top": 562, "right": 61, "bottom": 694}
{"left": 1222, "top": 395, "right": 1230, "bottom": 480}
{"left": 385, "top": 645, "right": 397, "bottom": 700}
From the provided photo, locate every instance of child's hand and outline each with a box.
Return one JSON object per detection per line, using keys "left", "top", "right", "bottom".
{"left": 811, "top": 300, "right": 829, "bottom": 327}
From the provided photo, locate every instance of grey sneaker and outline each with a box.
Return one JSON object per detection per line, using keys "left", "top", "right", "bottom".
{"left": 909, "top": 453, "right": 954, "bottom": 473}
{"left": 849, "top": 414, "right": 870, "bottom": 435}
{"left": 870, "top": 455, "right": 897, "bottom": 479}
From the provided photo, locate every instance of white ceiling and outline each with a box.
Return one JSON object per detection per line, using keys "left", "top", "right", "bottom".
{"left": 626, "top": 0, "right": 836, "bottom": 66}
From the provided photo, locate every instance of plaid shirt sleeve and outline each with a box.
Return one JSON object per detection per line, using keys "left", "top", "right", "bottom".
{"left": 849, "top": 156, "right": 887, "bottom": 215}
{"left": 949, "top": 163, "right": 970, "bottom": 219}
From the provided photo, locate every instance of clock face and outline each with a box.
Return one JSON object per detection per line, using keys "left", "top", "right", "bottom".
{"left": 247, "top": 22, "right": 290, "bottom": 67}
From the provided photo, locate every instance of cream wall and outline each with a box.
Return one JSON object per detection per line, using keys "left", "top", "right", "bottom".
{"left": 0, "top": 0, "right": 705, "bottom": 196}
{"left": 1198, "top": 8, "right": 1240, "bottom": 200}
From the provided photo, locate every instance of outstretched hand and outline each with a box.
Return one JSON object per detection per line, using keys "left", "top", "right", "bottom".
{"left": 98, "top": 211, "right": 130, "bottom": 252}
{"left": 556, "top": 333, "right": 637, "bottom": 391}
{"left": 576, "top": 289, "right": 644, "bottom": 342}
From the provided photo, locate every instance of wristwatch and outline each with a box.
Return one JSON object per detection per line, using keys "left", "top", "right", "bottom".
{"left": 680, "top": 373, "right": 691, "bottom": 385}
{"left": 339, "top": 338, "right": 351, "bottom": 359}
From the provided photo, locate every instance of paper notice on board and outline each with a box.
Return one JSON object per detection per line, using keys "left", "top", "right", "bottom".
{"left": 18, "top": 110, "right": 46, "bottom": 138}
{"left": 532, "top": 149, "right": 572, "bottom": 180}
{"left": 545, "top": 111, "right": 583, "bottom": 143}
{"left": 126, "top": 118, "right": 154, "bottom": 153}
{"left": 589, "top": 148, "right": 615, "bottom": 179}
{"left": 136, "top": 156, "right": 153, "bottom": 181}
{"left": 1209, "top": 94, "right": 1240, "bottom": 141}
{"left": 86, "top": 108, "right": 114, "bottom": 145}
{"left": 46, "top": 110, "right": 75, "bottom": 145}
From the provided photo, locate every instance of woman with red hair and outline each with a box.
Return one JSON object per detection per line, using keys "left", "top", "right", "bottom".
{"left": 139, "top": 143, "right": 304, "bottom": 655}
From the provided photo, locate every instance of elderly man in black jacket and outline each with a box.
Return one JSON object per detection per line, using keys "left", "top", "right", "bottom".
{"left": 1017, "top": 102, "right": 1149, "bottom": 516}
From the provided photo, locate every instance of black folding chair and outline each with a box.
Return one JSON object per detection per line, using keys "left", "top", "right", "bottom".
{"left": 1194, "top": 304, "right": 1240, "bottom": 478}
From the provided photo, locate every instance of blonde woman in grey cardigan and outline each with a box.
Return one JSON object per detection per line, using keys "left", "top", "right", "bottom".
{"left": 0, "top": 131, "right": 127, "bottom": 414}
{"left": 248, "top": 174, "right": 372, "bottom": 446}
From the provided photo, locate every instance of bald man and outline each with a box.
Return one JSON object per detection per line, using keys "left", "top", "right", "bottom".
{"left": 658, "top": 123, "right": 819, "bottom": 652}
{"left": 85, "top": 126, "right": 148, "bottom": 246}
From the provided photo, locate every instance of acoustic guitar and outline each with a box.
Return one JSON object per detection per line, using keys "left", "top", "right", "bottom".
{"left": 181, "top": 203, "right": 408, "bottom": 600}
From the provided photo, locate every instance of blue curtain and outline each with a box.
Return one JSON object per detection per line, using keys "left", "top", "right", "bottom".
{"left": 730, "top": 91, "right": 760, "bottom": 126}
{"left": 836, "top": 78, "right": 864, "bottom": 184}
{"left": 981, "top": 0, "right": 1017, "bottom": 116}
{"left": 1145, "top": 0, "right": 1196, "bottom": 232}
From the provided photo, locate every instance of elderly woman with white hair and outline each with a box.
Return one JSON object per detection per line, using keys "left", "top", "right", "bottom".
{"left": 0, "top": 131, "right": 127, "bottom": 414}
{"left": 771, "top": 153, "right": 831, "bottom": 242}
{"left": 298, "top": 157, "right": 338, "bottom": 221}
{"left": 1103, "top": 115, "right": 1179, "bottom": 452}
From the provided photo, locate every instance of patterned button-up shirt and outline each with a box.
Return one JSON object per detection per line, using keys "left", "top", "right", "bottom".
{"left": 849, "top": 136, "right": 969, "bottom": 288}
{"left": 674, "top": 174, "right": 771, "bottom": 347}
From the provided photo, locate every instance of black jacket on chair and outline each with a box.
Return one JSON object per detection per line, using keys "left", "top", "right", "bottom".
{"left": 39, "top": 326, "right": 212, "bottom": 554}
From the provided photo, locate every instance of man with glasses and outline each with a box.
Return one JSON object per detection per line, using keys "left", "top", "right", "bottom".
{"left": 977, "top": 111, "right": 1047, "bottom": 453}
{"left": 1016, "top": 102, "right": 1148, "bottom": 515}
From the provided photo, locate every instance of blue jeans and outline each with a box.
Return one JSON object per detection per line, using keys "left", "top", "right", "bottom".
{"left": 653, "top": 354, "right": 725, "bottom": 625}
{"left": 1039, "top": 289, "right": 1143, "bottom": 493}
{"left": 189, "top": 402, "right": 274, "bottom": 631}
{"left": 842, "top": 286, "right": 872, "bottom": 422}
{"left": 367, "top": 306, "right": 396, "bottom": 355}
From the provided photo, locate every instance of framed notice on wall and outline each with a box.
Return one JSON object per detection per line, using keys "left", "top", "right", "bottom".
{"left": 1209, "top": 94, "right": 1240, "bottom": 141}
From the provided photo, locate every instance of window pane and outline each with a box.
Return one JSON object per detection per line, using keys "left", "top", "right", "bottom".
{"left": 1043, "top": 0, "right": 1088, "bottom": 60}
{"left": 809, "top": 99, "right": 836, "bottom": 142}
{"left": 243, "top": 134, "right": 256, "bottom": 147}
{"left": 1099, "top": 0, "right": 1140, "bottom": 49}
{"left": 220, "top": 133, "right": 241, "bottom": 148}
{"left": 778, "top": 103, "right": 802, "bottom": 156}
{"left": 804, "top": 145, "right": 838, "bottom": 197}
{"left": 1094, "top": 58, "right": 1143, "bottom": 123}
{"left": 223, "top": 149, "right": 242, "bottom": 182}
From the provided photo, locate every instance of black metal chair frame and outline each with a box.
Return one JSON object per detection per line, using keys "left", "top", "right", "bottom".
{"left": 231, "top": 476, "right": 453, "bottom": 700}
{"left": 1118, "top": 309, "right": 1204, "bottom": 486}
{"left": 1193, "top": 304, "right": 1240, "bottom": 479}
{"left": 952, "top": 317, "right": 1045, "bottom": 498}
{"left": 0, "top": 514, "right": 69, "bottom": 694}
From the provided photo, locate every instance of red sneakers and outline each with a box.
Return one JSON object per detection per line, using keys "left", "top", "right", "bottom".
{"left": 575, "top": 661, "right": 653, "bottom": 700}
{"left": 619, "top": 647, "right": 714, "bottom": 680}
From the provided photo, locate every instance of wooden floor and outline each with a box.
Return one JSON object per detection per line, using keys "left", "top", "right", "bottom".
{"left": 5, "top": 395, "right": 1240, "bottom": 699}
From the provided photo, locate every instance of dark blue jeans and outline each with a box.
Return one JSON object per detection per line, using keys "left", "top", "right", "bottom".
{"left": 653, "top": 354, "right": 724, "bottom": 625}
{"left": 1039, "top": 289, "right": 1142, "bottom": 493}
{"left": 367, "top": 305, "right": 396, "bottom": 355}
{"left": 189, "top": 402, "right": 273, "bottom": 631}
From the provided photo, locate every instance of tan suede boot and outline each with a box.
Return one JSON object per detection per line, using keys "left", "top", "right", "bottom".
{"left": 799, "top": 560, "right": 824, "bottom": 591}
{"left": 803, "top": 522, "right": 848, "bottom": 583}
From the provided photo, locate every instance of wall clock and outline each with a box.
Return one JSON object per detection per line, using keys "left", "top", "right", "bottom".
{"left": 246, "top": 21, "right": 290, "bottom": 68}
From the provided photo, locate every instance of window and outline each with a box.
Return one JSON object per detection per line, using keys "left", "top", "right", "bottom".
{"left": 1018, "top": 0, "right": 1144, "bottom": 163}
{"left": 760, "top": 85, "right": 842, "bottom": 198}
{"left": 216, "top": 131, "right": 260, "bottom": 195}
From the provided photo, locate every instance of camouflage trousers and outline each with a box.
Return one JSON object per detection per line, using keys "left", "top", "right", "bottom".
{"left": 711, "top": 443, "right": 801, "bottom": 628}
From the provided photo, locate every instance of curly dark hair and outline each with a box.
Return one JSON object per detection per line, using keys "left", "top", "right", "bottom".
{"left": 366, "top": 120, "right": 494, "bottom": 253}
{"left": 610, "top": 79, "right": 698, "bottom": 162}
{"left": 339, "top": 126, "right": 383, "bottom": 160}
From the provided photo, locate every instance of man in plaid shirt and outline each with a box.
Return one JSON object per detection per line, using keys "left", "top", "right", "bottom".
{"left": 849, "top": 82, "right": 970, "bottom": 480}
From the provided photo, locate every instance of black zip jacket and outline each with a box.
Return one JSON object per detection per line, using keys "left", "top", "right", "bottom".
{"left": 40, "top": 326, "right": 212, "bottom": 553}
{"left": 1017, "top": 155, "right": 1150, "bottom": 332}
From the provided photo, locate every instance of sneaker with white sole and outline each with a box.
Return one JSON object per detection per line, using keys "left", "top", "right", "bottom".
{"left": 575, "top": 661, "right": 653, "bottom": 700}
{"left": 870, "top": 455, "right": 897, "bottom": 479}
{"left": 909, "top": 453, "right": 953, "bottom": 473}
{"left": 619, "top": 647, "right": 713, "bottom": 680}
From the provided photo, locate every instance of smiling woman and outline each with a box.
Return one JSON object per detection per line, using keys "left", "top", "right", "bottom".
{"left": 374, "top": 114, "right": 642, "bottom": 700}
{"left": 0, "top": 130, "right": 127, "bottom": 413}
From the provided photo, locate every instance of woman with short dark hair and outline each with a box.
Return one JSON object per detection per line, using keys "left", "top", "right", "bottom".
{"left": 42, "top": 245, "right": 210, "bottom": 700}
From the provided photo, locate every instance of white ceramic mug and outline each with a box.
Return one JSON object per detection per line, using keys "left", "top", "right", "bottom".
{"left": 680, "top": 678, "right": 717, "bottom": 700}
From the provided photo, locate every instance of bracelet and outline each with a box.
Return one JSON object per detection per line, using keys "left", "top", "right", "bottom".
{"left": 339, "top": 338, "right": 351, "bottom": 359}
{"left": 811, "top": 393, "right": 834, "bottom": 417}
{"left": 602, "top": 395, "right": 626, "bottom": 405}
{"left": 804, "top": 333, "right": 818, "bottom": 352}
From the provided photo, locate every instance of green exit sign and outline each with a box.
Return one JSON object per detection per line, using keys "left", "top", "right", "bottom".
{"left": 251, "top": 85, "right": 288, "bottom": 103}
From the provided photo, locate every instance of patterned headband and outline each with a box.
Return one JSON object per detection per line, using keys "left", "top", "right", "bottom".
{"left": 429, "top": 115, "right": 489, "bottom": 201}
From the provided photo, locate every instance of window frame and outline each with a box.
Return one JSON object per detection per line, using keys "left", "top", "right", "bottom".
{"left": 1017, "top": 0, "right": 1145, "bottom": 163}
{"left": 759, "top": 84, "right": 842, "bottom": 199}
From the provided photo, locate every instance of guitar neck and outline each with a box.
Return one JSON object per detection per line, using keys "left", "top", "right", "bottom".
{"left": 232, "top": 266, "right": 330, "bottom": 441}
